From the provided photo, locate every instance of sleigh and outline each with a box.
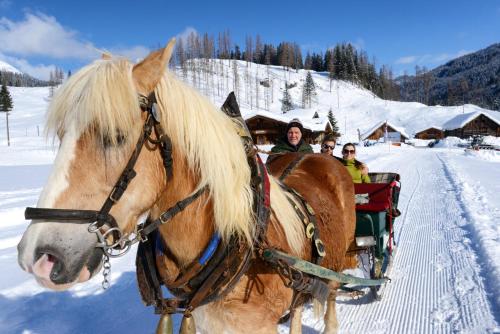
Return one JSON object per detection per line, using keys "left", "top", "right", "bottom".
{"left": 351, "top": 172, "right": 401, "bottom": 299}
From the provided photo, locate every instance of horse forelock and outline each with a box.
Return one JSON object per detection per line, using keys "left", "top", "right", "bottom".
{"left": 45, "top": 58, "right": 141, "bottom": 145}
{"left": 154, "top": 71, "right": 255, "bottom": 245}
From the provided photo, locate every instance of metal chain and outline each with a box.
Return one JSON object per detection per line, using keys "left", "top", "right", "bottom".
{"left": 90, "top": 221, "right": 144, "bottom": 258}
{"left": 102, "top": 255, "right": 111, "bottom": 290}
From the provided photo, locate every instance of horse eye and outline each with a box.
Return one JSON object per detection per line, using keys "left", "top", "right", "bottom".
{"left": 102, "top": 132, "right": 126, "bottom": 148}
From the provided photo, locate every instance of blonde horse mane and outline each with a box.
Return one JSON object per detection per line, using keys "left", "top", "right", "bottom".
{"left": 45, "top": 57, "right": 304, "bottom": 253}
{"left": 46, "top": 58, "right": 141, "bottom": 143}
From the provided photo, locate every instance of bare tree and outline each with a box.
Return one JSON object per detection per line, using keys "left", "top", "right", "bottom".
{"left": 254, "top": 34, "right": 263, "bottom": 63}
{"left": 245, "top": 35, "right": 253, "bottom": 66}
{"left": 233, "top": 60, "right": 240, "bottom": 101}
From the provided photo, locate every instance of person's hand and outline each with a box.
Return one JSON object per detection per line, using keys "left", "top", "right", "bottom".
{"left": 361, "top": 164, "right": 369, "bottom": 176}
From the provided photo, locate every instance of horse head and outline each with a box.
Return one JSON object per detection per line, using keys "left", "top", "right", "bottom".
{"left": 17, "top": 40, "right": 176, "bottom": 290}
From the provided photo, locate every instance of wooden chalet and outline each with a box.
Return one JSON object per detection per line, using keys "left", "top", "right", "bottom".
{"left": 415, "top": 127, "right": 444, "bottom": 140}
{"left": 361, "top": 121, "right": 409, "bottom": 143}
{"left": 443, "top": 112, "right": 500, "bottom": 138}
{"left": 244, "top": 112, "right": 331, "bottom": 145}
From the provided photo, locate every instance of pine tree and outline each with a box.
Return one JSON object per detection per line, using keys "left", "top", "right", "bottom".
{"left": 281, "top": 84, "right": 293, "bottom": 113}
{"left": 302, "top": 71, "right": 316, "bottom": 108}
{"left": 0, "top": 84, "right": 13, "bottom": 112}
{"left": 0, "top": 84, "right": 13, "bottom": 146}
{"left": 327, "top": 108, "right": 340, "bottom": 136}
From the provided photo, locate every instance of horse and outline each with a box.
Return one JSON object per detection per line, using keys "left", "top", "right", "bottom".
{"left": 17, "top": 38, "right": 356, "bottom": 334}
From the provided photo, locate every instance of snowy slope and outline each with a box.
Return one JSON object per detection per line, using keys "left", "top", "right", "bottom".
{"left": 173, "top": 60, "right": 500, "bottom": 143}
{"left": 0, "top": 61, "right": 499, "bottom": 333}
{"left": 0, "top": 60, "right": 21, "bottom": 74}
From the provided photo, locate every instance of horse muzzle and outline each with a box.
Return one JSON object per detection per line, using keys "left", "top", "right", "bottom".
{"left": 17, "top": 220, "right": 105, "bottom": 290}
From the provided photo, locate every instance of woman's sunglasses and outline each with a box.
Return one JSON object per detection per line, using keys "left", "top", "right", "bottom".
{"left": 321, "top": 144, "right": 335, "bottom": 150}
{"left": 342, "top": 149, "right": 355, "bottom": 154}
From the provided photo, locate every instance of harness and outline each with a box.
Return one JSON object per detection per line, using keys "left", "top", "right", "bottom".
{"left": 24, "top": 91, "right": 273, "bottom": 332}
{"left": 24, "top": 90, "right": 335, "bottom": 333}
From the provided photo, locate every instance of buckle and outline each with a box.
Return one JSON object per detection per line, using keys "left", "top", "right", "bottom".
{"left": 109, "top": 187, "right": 120, "bottom": 203}
{"left": 159, "top": 213, "right": 170, "bottom": 224}
{"left": 137, "top": 229, "right": 149, "bottom": 243}
{"left": 315, "top": 239, "right": 326, "bottom": 257}
{"left": 306, "top": 223, "right": 315, "bottom": 239}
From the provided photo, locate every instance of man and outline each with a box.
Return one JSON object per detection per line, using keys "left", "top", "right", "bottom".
{"left": 270, "top": 118, "right": 313, "bottom": 153}
{"left": 320, "top": 133, "right": 337, "bottom": 156}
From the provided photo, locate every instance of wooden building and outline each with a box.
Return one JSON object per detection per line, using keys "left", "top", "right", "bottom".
{"left": 361, "top": 121, "right": 409, "bottom": 143}
{"left": 244, "top": 112, "right": 331, "bottom": 145}
{"left": 443, "top": 112, "right": 500, "bottom": 138}
{"left": 415, "top": 127, "right": 444, "bottom": 140}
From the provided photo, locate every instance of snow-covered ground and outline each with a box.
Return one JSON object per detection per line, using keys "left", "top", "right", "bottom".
{"left": 0, "top": 64, "right": 499, "bottom": 333}
{"left": 281, "top": 145, "right": 500, "bottom": 333}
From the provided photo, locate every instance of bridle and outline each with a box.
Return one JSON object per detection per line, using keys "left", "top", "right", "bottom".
{"left": 24, "top": 93, "right": 192, "bottom": 258}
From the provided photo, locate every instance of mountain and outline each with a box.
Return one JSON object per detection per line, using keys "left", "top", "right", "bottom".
{"left": 0, "top": 60, "right": 49, "bottom": 87}
{"left": 397, "top": 43, "right": 500, "bottom": 111}
{"left": 0, "top": 60, "right": 21, "bottom": 74}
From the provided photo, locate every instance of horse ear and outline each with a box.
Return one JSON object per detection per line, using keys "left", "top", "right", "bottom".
{"left": 101, "top": 53, "right": 112, "bottom": 60}
{"left": 132, "top": 38, "right": 176, "bottom": 95}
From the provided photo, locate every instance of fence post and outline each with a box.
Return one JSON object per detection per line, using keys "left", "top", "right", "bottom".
{"left": 6, "top": 112, "right": 10, "bottom": 146}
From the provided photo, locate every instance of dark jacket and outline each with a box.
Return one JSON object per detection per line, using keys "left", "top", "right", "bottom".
{"left": 270, "top": 137, "right": 314, "bottom": 154}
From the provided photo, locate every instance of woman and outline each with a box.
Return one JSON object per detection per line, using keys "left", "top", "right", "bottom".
{"left": 341, "top": 143, "right": 370, "bottom": 183}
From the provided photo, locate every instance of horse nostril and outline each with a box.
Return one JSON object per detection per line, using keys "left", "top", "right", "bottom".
{"left": 35, "top": 247, "right": 66, "bottom": 283}
{"left": 47, "top": 254, "right": 60, "bottom": 280}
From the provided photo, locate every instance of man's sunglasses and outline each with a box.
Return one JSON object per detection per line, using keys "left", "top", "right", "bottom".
{"left": 321, "top": 144, "right": 335, "bottom": 150}
{"left": 343, "top": 149, "right": 355, "bottom": 154}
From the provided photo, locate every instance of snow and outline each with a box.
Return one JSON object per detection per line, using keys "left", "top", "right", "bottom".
{"left": 0, "top": 61, "right": 499, "bottom": 333}
{"left": 483, "top": 135, "right": 500, "bottom": 147}
{"left": 442, "top": 111, "right": 500, "bottom": 130}
{"left": 434, "top": 136, "right": 469, "bottom": 148}
{"left": 0, "top": 60, "right": 21, "bottom": 74}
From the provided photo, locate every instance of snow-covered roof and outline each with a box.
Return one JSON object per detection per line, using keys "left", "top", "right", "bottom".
{"left": 361, "top": 120, "right": 410, "bottom": 140}
{"left": 442, "top": 111, "right": 500, "bottom": 130}
{"left": 415, "top": 125, "right": 443, "bottom": 133}
{"left": 244, "top": 110, "right": 330, "bottom": 132}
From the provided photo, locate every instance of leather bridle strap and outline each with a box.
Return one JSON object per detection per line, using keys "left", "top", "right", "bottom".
{"left": 25, "top": 113, "right": 155, "bottom": 228}
{"left": 95, "top": 113, "right": 155, "bottom": 227}
{"left": 25, "top": 208, "right": 116, "bottom": 226}
{"left": 139, "top": 186, "right": 207, "bottom": 238}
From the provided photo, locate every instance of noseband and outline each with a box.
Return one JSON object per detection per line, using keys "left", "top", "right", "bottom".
{"left": 25, "top": 93, "right": 179, "bottom": 257}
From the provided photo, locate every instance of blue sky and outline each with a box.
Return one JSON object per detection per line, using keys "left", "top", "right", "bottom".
{"left": 0, "top": 0, "right": 499, "bottom": 80}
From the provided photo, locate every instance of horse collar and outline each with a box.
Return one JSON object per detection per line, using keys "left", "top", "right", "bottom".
{"left": 136, "top": 153, "right": 272, "bottom": 317}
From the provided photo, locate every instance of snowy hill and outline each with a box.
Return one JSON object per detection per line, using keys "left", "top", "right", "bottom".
{"left": 173, "top": 59, "right": 500, "bottom": 142}
{"left": 0, "top": 60, "right": 21, "bottom": 74}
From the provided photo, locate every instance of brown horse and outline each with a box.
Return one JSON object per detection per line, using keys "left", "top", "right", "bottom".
{"left": 17, "top": 38, "right": 356, "bottom": 333}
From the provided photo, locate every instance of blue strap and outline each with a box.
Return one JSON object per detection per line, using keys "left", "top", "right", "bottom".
{"left": 155, "top": 231, "right": 166, "bottom": 256}
{"left": 199, "top": 234, "right": 221, "bottom": 265}
{"left": 155, "top": 231, "right": 221, "bottom": 266}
